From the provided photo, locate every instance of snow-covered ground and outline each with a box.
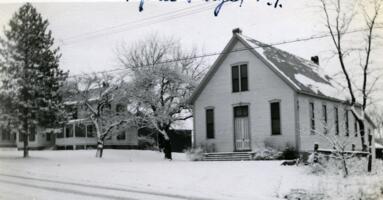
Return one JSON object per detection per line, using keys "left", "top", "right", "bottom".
{"left": 0, "top": 149, "right": 381, "bottom": 200}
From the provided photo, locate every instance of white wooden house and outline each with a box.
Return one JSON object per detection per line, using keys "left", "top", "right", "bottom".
{"left": 189, "top": 28, "right": 376, "bottom": 153}
{"left": 7, "top": 88, "right": 139, "bottom": 150}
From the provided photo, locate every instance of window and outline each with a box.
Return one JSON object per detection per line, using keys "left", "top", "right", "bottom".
{"left": 234, "top": 106, "right": 249, "bottom": 117}
{"left": 102, "top": 103, "right": 112, "bottom": 112}
{"left": 117, "top": 131, "right": 126, "bottom": 140}
{"left": 352, "top": 144, "right": 356, "bottom": 151}
{"left": 116, "top": 104, "right": 126, "bottom": 113}
{"left": 19, "top": 133, "right": 23, "bottom": 142}
{"left": 334, "top": 107, "right": 339, "bottom": 135}
{"left": 86, "top": 124, "right": 95, "bottom": 138}
{"left": 232, "top": 64, "right": 248, "bottom": 92}
{"left": 1, "top": 127, "right": 10, "bottom": 141}
{"left": 322, "top": 105, "right": 327, "bottom": 134}
{"left": 354, "top": 116, "right": 358, "bottom": 137}
{"left": 65, "top": 105, "right": 78, "bottom": 120}
{"left": 206, "top": 109, "right": 215, "bottom": 139}
{"left": 270, "top": 102, "right": 281, "bottom": 135}
{"left": 66, "top": 125, "right": 73, "bottom": 138}
{"left": 29, "top": 126, "right": 36, "bottom": 141}
{"left": 345, "top": 110, "right": 349, "bottom": 136}
{"left": 57, "top": 128, "right": 64, "bottom": 138}
{"left": 46, "top": 132, "right": 51, "bottom": 141}
{"left": 75, "top": 124, "right": 86, "bottom": 137}
{"left": 309, "top": 102, "right": 315, "bottom": 134}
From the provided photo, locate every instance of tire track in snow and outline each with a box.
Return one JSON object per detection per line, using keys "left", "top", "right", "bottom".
{"left": 0, "top": 173, "right": 214, "bottom": 200}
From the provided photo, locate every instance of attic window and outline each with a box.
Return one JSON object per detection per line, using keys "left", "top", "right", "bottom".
{"left": 232, "top": 64, "right": 248, "bottom": 92}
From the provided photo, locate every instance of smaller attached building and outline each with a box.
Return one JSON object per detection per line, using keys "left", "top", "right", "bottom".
{"left": 55, "top": 91, "right": 139, "bottom": 150}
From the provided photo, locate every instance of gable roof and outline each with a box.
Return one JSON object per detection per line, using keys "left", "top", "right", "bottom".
{"left": 189, "top": 30, "right": 348, "bottom": 104}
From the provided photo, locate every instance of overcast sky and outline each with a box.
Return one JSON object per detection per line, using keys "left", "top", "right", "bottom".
{"left": 0, "top": 0, "right": 382, "bottom": 112}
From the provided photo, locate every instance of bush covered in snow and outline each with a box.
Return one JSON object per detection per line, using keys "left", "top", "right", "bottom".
{"left": 291, "top": 157, "right": 383, "bottom": 200}
{"left": 280, "top": 146, "right": 300, "bottom": 160}
{"left": 184, "top": 147, "right": 204, "bottom": 161}
{"left": 285, "top": 175, "right": 383, "bottom": 200}
{"left": 137, "top": 136, "right": 157, "bottom": 150}
{"left": 307, "top": 154, "right": 383, "bottom": 176}
{"left": 253, "top": 147, "right": 283, "bottom": 160}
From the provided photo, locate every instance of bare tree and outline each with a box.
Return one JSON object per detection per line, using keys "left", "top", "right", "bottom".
{"left": 302, "top": 109, "right": 359, "bottom": 177}
{"left": 64, "top": 73, "right": 133, "bottom": 158}
{"left": 319, "top": 0, "right": 382, "bottom": 172}
{"left": 117, "top": 35, "right": 205, "bottom": 160}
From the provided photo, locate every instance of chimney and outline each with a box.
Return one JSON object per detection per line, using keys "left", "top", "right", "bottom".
{"left": 232, "top": 28, "right": 242, "bottom": 35}
{"left": 311, "top": 56, "right": 319, "bottom": 65}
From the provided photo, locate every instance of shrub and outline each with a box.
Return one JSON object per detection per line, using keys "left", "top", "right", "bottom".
{"left": 185, "top": 147, "right": 204, "bottom": 161}
{"left": 279, "top": 145, "right": 299, "bottom": 160}
{"left": 137, "top": 136, "right": 157, "bottom": 150}
{"left": 253, "top": 147, "right": 282, "bottom": 160}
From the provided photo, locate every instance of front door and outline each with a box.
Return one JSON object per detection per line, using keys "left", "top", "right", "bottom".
{"left": 234, "top": 106, "right": 251, "bottom": 151}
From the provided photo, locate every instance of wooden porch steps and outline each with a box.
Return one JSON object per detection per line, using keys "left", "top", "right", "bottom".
{"left": 202, "top": 152, "right": 254, "bottom": 161}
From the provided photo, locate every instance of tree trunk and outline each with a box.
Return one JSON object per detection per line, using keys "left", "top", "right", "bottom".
{"left": 341, "top": 154, "right": 348, "bottom": 177}
{"left": 367, "top": 134, "right": 372, "bottom": 172}
{"left": 23, "top": 119, "right": 29, "bottom": 158}
{"left": 96, "top": 138, "right": 104, "bottom": 158}
{"left": 23, "top": 132, "right": 29, "bottom": 158}
{"left": 163, "top": 138, "right": 172, "bottom": 160}
{"left": 358, "top": 119, "right": 372, "bottom": 172}
{"left": 159, "top": 126, "right": 172, "bottom": 160}
{"left": 358, "top": 120, "right": 367, "bottom": 151}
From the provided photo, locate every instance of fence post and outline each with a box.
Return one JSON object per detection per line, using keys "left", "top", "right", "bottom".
{"left": 313, "top": 144, "right": 319, "bottom": 163}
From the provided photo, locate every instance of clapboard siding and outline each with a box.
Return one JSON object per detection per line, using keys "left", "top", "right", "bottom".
{"left": 298, "top": 94, "right": 373, "bottom": 151}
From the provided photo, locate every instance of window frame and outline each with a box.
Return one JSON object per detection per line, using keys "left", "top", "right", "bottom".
{"left": 309, "top": 102, "right": 315, "bottom": 134}
{"left": 46, "top": 132, "right": 51, "bottom": 141}
{"left": 116, "top": 104, "right": 126, "bottom": 113}
{"left": 1, "top": 127, "right": 10, "bottom": 141}
{"left": 75, "top": 124, "right": 86, "bottom": 138}
{"left": 322, "top": 104, "right": 328, "bottom": 134}
{"left": 231, "top": 63, "right": 249, "bottom": 93}
{"left": 270, "top": 100, "right": 281, "bottom": 135}
{"left": 86, "top": 124, "right": 95, "bottom": 138}
{"left": 29, "top": 126, "right": 36, "bottom": 142}
{"left": 205, "top": 107, "right": 215, "bottom": 139}
{"left": 57, "top": 128, "right": 64, "bottom": 138}
{"left": 345, "top": 109, "right": 349, "bottom": 137}
{"left": 117, "top": 131, "right": 126, "bottom": 140}
{"left": 65, "top": 124, "right": 74, "bottom": 138}
{"left": 334, "top": 106, "right": 339, "bottom": 135}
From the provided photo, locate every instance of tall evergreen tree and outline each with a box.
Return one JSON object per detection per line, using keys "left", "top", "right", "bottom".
{"left": 0, "top": 3, "right": 68, "bottom": 157}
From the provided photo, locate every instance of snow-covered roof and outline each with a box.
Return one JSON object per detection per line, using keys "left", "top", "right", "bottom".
{"left": 63, "top": 88, "right": 102, "bottom": 105}
{"left": 190, "top": 30, "right": 348, "bottom": 104}
{"left": 238, "top": 34, "right": 347, "bottom": 101}
{"left": 375, "top": 142, "right": 383, "bottom": 149}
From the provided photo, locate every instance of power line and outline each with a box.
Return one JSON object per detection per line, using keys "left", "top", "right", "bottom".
{"left": 61, "top": 2, "right": 221, "bottom": 46}
{"left": 62, "top": 2, "right": 213, "bottom": 42}
{"left": 68, "top": 27, "right": 382, "bottom": 78}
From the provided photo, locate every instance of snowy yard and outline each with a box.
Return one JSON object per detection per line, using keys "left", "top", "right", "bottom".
{"left": 0, "top": 149, "right": 382, "bottom": 200}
